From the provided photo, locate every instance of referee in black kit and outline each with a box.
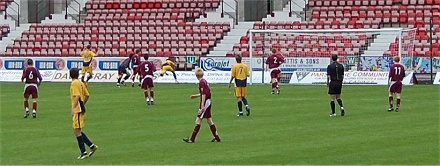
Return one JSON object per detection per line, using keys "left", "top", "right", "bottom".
{"left": 327, "top": 54, "right": 345, "bottom": 117}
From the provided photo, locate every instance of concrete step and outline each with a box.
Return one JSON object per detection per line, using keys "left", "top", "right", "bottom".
{"left": 228, "top": 29, "right": 248, "bottom": 36}
{"left": 263, "top": 11, "right": 301, "bottom": 21}
{"left": 41, "top": 14, "right": 76, "bottom": 24}
{"left": 220, "top": 40, "right": 240, "bottom": 44}
{"left": 236, "top": 22, "right": 254, "bottom": 28}
{"left": 213, "top": 43, "right": 235, "bottom": 51}
{"left": 208, "top": 50, "right": 229, "bottom": 56}
{"left": 0, "top": 14, "right": 17, "bottom": 30}
{"left": 62, "top": 0, "right": 88, "bottom": 14}
{"left": 363, "top": 51, "right": 385, "bottom": 56}
{"left": 282, "top": 0, "right": 306, "bottom": 11}
{"left": 0, "top": 23, "right": 31, "bottom": 52}
{"left": 223, "top": 35, "right": 241, "bottom": 40}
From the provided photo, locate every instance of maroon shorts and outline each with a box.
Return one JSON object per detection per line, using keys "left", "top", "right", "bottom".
{"left": 197, "top": 99, "right": 212, "bottom": 119}
{"left": 389, "top": 81, "right": 403, "bottom": 93}
{"left": 141, "top": 77, "right": 154, "bottom": 89}
{"left": 270, "top": 68, "right": 281, "bottom": 78}
{"left": 24, "top": 85, "right": 38, "bottom": 98}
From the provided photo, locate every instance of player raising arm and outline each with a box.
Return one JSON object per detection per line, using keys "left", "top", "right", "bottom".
{"left": 21, "top": 59, "right": 42, "bottom": 118}
{"left": 388, "top": 56, "right": 406, "bottom": 112}
{"left": 80, "top": 45, "right": 98, "bottom": 86}
{"left": 229, "top": 55, "right": 251, "bottom": 117}
{"left": 266, "top": 48, "right": 285, "bottom": 94}
{"left": 160, "top": 58, "right": 179, "bottom": 83}
{"left": 327, "top": 54, "right": 345, "bottom": 117}
{"left": 183, "top": 68, "right": 221, "bottom": 143}
{"left": 117, "top": 54, "right": 133, "bottom": 88}
{"left": 138, "top": 54, "right": 156, "bottom": 105}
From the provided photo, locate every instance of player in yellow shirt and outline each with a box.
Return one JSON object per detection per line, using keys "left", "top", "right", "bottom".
{"left": 160, "top": 58, "right": 179, "bottom": 83}
{"left": 69, "top": 68, "right": 98, "bottom": 159}
{"left": 80, "top": 45, "right": 98, "bottom": 86}
{"left": 228, "top": 55, "right": 251, "bottom": 117}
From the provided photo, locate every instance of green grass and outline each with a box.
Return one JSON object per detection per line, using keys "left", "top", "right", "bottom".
{"left": 0, "top": 82, "right": 439, "bottom": 165}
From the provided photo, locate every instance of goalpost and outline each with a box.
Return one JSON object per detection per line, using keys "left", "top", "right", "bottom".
{"left": 248, "top": 28, "right": 416, "bottom": 85}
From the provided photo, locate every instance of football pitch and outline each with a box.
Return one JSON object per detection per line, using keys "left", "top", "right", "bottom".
{"left": 0, "top": 82, "right": 439, "bottom": 165}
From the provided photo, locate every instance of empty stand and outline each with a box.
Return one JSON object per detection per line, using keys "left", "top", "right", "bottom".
{"left": 230, "top": 0, "right": 439, "bottom": 57}
{"left": 2, "top": 0, "right": 229, "bottom": 58}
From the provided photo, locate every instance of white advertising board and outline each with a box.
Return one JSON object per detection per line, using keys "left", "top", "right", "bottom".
{"left": 0, "top": 57, "right": 167, "bottom": 71}
{"left": 0, "top": 70, "right": 56, "bottom": 82}
{"left": 51, "top": 70, "right": 119, "bottom": 82}
{"left": 50, "top": 71, "right": 271, "bottom": 83}
{"left": 199, "top": 57, "right": 330, "bottom": 72}
{"left": 290, "top": 71, "right": 414, "bottom": 85}
{"left": 434, "top": 72, "right": 440, "bottom": 85}
{"left": 156, "top": 71, "right": 271, "bottom": 84}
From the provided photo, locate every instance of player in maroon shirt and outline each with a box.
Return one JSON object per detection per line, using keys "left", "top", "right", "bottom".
{"left": 266, "top": 49, "right": 285, "bottom": 94}
{"left": 21, "top": 59, "right": 42, "bottom": 118}
{"left": 183, "top": 68, "right": 221, "bottom": 143}
{"left": 388, "top": 56, "right": 406, "bottom": 112}
{"left": 130, "top": 50, "right": 142, "bottom": 87}
{"left": 138, "top": 54, "right": 156, "bottom": 105}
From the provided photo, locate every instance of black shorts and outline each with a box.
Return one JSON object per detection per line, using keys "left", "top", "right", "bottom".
{"left": 118, "top": 67, "right": 128, "bottom": 75}
{"left": 328, "top": 81, "right": 342, "bottom": 95}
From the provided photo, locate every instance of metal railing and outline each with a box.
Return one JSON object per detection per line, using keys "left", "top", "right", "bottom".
{"left": 429, "top": 18, "right": 434, "bottom": 83}
{"left": 65, "top": 0, "right": 81, "bottom": 23}
{"left": 220, "top": 0, "right": 238, "bottom": 25}
{"left": 289, "top": 0, "right": 306, "bottom": 20}
{"left": 4, "top": 1, "right": 20, "bottom": 26}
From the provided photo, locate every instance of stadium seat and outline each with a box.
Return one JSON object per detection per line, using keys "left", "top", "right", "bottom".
{"left": 0, "top": 24, "right": 10, "bottom": 40}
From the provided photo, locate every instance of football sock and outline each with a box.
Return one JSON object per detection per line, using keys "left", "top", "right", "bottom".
{"left": 24, "top": 101, "right": 29, "bottom": 111}
{"left": 150, "top": 91, "right": 154, "bottom": 99}
{"left": 32, "top": 102, "right": 37, "bottom": 112}
{"left": 210, "top": 124, "right": 220, "bottom": 140}
{"left": 124, "top": 74, "right": 130, "bottom": 80}
{"left": 389, "top": 96, "right": 394, "bottom": 108}
{"left": 172, "top": 72, "right": 177, "bottom": 80}
{"left": 272, "top": 82, "right": 276, "bottom": 89}
{"left": 330, "top": 101, "right": 335, "bottom": 114}
{"left": 396, "top": 98, "right": 401, "bottom": 108}
{"left": 117, "top": 77, "right": 122, "bottom": 84}
{"left": 274, "top": 82, "right": 278, "bottom": 89}
{"left": 337, "top": 99, "right": 343, "bottom": 108}
{"left": 190, "top": 124, "right": 201, "bottom": 141}
{"left": 242, "top": 98, "right": 248, "bottom": 106}
{"left": 87, "top": 75, "right": 92, "bottom": 81}
{"left": 237, "top": 101, "right": 243, "bottom": 112}
{"left": 81, "top": 76, "right": 85, "bottom": 82}
{"left": 81, "top": 132, "right": 94, "bottom": 147}
{"left": 76, "top": 135, "right": 87, "bottom": 153}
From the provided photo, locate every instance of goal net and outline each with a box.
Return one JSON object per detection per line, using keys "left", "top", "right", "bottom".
{"left": 248, "top": 28, "right": 416, "bottom": 85}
